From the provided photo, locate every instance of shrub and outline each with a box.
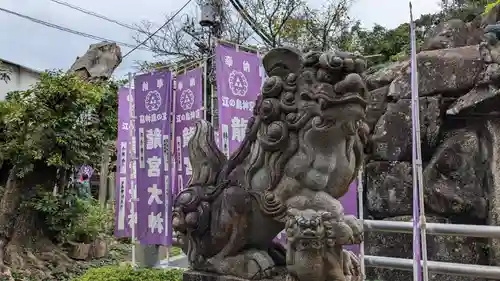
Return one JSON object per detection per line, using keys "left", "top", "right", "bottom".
{"left": 64, "top": 198, "right": 113, "bottom": 243}
{"left": 73, "top": 266, "right": 184, "bottom": 281}
{"left": 26, "top": 188, "right": 87, "bottom": 242}
{"left": 27, "top": 187, "right": 113, "bottom": 244}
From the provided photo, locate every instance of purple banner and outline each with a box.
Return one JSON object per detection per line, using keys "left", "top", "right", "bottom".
{"left": 134, "top": 72, "right": 173, "bottom": 245}
{"left": 114, "top": 87, "right": 132, "bottom": 238}
{"left": 215, "top": 44, "right": 261, "bottom": 156}
{"left": 173, "top": 68, "right": 203, "bottom": 196}
{"left": 341, "top": 181, "right": 359, "bottom": 254}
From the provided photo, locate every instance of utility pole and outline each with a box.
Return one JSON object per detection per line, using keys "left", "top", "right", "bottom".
{"left": 153, "top": 1, "right": 225, "bottom": 267}
{"left": 181, "top": 0, "right": 224, "bottom": 126}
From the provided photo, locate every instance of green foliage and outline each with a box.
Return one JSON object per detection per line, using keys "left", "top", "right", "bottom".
{"left": 26, "top": 188, "right": 113, "bottom": 243}
{"left": 442, "top": 0, "right": 489, "bottom": 17}
{"left": 73, "top": 266, "right": 184, "bottom": 281}
{"left": 169, "top": 246, "right": 182, "bottom": 257}
{"left": 0, "top": 70, "right": 118, "bottom": 176}
{"left": 339, "top": 22, "right": 416, "bottom": 65}
{"left": 64, "top": 198, "right": 113, "bottom": 243}
{"left": 484, "top": 0, "right": 500, "bottom": 14}
{"left": 26, "top": 188, "right": 86, "bottom": 242}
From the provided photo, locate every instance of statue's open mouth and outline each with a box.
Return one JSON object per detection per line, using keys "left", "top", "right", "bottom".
{"left": 314, "top": 92, "right": 367, "bottom": 109}
{"left": 328, "top": 93, "right": 367, "bottom": 106}
{"left": 311, "top": 92, "right": 366, "bottom": 131}
{"left": 300, "top": 228, "right": 320, "bottom": 238}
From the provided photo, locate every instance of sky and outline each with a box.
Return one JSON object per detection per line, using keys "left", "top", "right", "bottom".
{"left": 0, "top": 0, "right": 441, "bottom": 79}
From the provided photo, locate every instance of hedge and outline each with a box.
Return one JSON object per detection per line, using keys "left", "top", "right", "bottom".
{"left": 73, "top": 265, "right": 184, "bottom": 281}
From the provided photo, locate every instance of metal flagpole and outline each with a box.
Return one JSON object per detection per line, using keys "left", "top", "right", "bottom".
{"left": 409, "top": 2, "right": 429, "bottom": 281}
{"left": 203, "top": 58, "right": 208, "bottom": 121}
{"left": 357, "top": 167, "right": 365, "bottom": 278}
{"left": 127, "top": 72, "right": 137, "bottom": 268}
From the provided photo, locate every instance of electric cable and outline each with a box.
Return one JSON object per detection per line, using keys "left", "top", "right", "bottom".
{"left": 48, "top": 0, "right": 140, "bottom": 32}
{"left": 0, "top": 7, "right": 150, "bottom": 51}
{"left": 47, "top": 0, "right": 171, "bottom": 43}
{"left": 227, "top": 0, "right": 273, "bottom": 45}
{"left": 122, "top": 0, "right": 193, "bottom": 58}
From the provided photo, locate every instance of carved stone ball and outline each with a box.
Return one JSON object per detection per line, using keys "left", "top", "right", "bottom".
{"left": 286, "top": 113, "right": 297, "bottom": 123}
{"left": 185, "top": 212, "right": 199, "bottom": 227}
{"left": 282, "top": 92, "right": 295, "bottom": 105}
{"left": 262, "top": 76, "right": 283, "bottom": 98}
{"left": 177, "top": 191, "right": 193, "bottom": 205}
{"left": 259, "top": 99, "right": 280, "bottom": 122}
{"left": 286, "top": 73, "right": 298, "bottom": 85}
{"left": 267, "top": 122, "right": 284, "bottom": 141}
{"left": 172, "top": 216, "right": 182, "bottom": 228}
{"left": 264, "top": 192, "right": 275, "bottom": 201}
{"left": 302, "top": 71, "right": 315, "bottom": 84}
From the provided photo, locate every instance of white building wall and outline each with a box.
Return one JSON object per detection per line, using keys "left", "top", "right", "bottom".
{"left": 0, "top": 61, "right": 40, "bottom": 100}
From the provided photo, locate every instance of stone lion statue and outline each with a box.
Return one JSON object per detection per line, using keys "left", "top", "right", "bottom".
{"left": 172, "top": 47, "right": 369, "bottom": 281}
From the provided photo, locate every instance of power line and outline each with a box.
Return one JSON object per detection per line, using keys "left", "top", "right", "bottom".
{"left": 47, "top": 0, "right": 142, "bottom": 33}
{"left": 228, "top": 0, "right": 273, "bottom": 46}
{"left": 123, "top": 0, "right": 192, "bottom": 58}
{"left": 0, "top": 7, "right": 150, "bottom": 51}
{"left": 47, "top": 0, "right": 173, "bottom": 46}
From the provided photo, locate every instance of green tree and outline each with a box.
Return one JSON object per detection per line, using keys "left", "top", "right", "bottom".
{"left": 0, "top": 70, "right": 118, "bottom": 270}
{"left": 248, "top": 0, "right": 355, "bottom": 50}
{"left": 441, "top": 0, "right": 490, "bottom": 19}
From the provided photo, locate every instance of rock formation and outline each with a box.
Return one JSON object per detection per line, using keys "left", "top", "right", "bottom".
{"left": 173, "top": 48, "right": 369, "bottom": 281}
{"left": 68, "top": 42, "right": 122, "bottom": 81}
{"left": 363, "top": 7, "right": 500, "bottom": 281}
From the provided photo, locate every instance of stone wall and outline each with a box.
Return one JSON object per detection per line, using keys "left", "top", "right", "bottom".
{"left": 362, "top": 42, "right": 499, "bottom": 280}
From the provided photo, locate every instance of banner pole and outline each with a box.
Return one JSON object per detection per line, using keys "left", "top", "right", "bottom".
{"left": 203, "top": 58, "right": 208, "bottom": 121}
{"left": 357, "top": 167, "right": 365, "bottom": 278}
{"left": 169, "top": 72, "right": 178, "bottom": 267}
{"left": 127, "top": 72, "right": 137, "bottom": 269}
{"left": 409, "top": 2, "right": 428, "bottom": 281}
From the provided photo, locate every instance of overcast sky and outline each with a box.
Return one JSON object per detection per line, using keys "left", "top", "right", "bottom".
{"left": 0, "top": 0, "right": 440, "bottom": 79}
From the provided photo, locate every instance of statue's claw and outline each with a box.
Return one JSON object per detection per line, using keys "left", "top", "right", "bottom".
{"left": 343, "top": 250, "right": 362, "bottom": 281}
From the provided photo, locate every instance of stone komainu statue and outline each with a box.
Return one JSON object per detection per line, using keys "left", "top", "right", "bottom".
{"left": 172, "top": 47, "right": 369, "bottom": 281}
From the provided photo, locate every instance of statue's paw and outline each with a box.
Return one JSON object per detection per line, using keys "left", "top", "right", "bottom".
{"left": 245, "top": 250, "right": 276, "bottom": 279}
{"left": 215, "top": 250, "right": 276, "bottom": 279}
{"left": 344, "top": 215, "right": 364, "bottom": 244}
{"left": 342, "top": 250, "right": 361, "bottom": 279}
{"left": 331, "top": 221, "right": 354, "bottom": 245}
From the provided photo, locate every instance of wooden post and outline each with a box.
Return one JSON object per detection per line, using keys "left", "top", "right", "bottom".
{"left": 108, "top": 172, "right": 115, "bottom": 205}
{"left": 98, "top": 146, "right": 110, "bottom": 206}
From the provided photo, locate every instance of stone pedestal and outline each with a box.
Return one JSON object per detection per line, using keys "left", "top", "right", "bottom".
{"left": 182, "top": 271, "right": 285, "bottom": 281}
{"left": 136, "top": 244, "right": 159, "bottom": 267}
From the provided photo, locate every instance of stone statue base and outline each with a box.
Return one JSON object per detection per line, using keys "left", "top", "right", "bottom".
{"left": 183, "top": 270, "right": 287, "bottom": 281}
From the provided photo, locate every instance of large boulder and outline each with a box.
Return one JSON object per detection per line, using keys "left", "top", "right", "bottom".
{"left": 388, "top": 46, "right": 484, "bottom": 100}
{"left": 365, "top": 161, "right": 412, "bottom": 218}
{"left": 370, "top": 97, "right": 441, "bottom": 161}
